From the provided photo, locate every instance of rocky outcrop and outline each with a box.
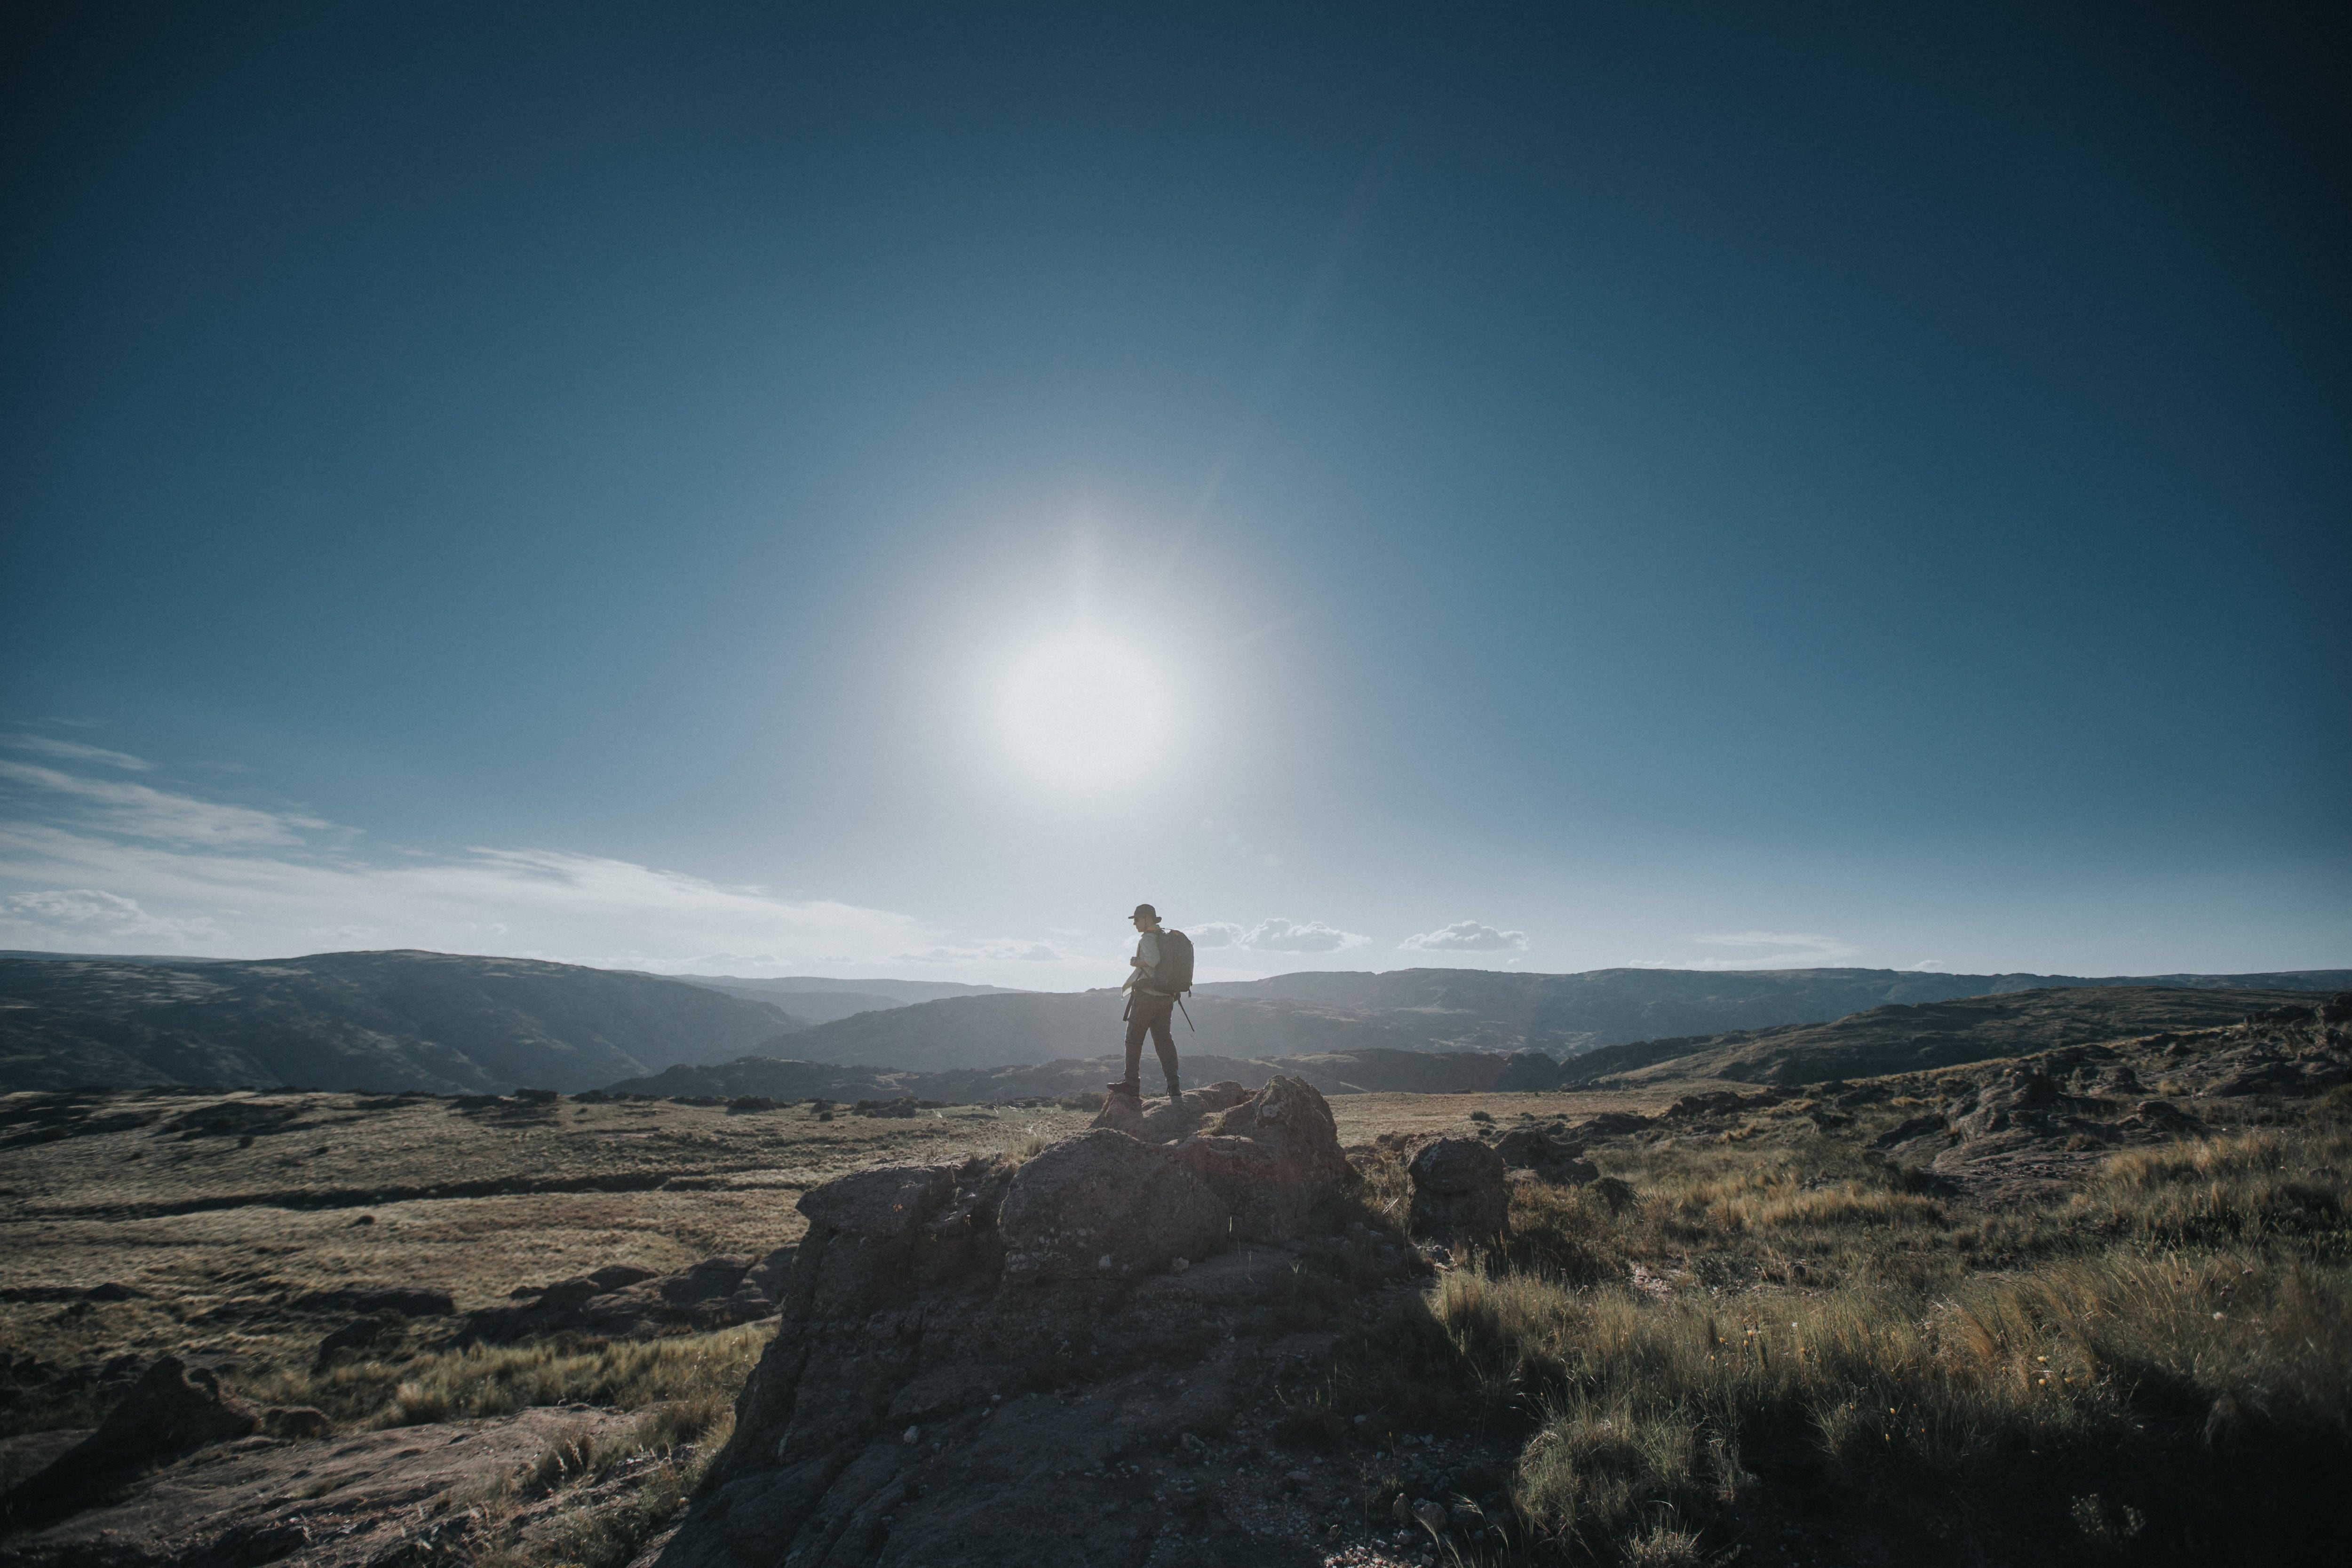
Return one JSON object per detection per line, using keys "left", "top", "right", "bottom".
{"left": 462, "top": 1250, "right": 792, "bottom": 1344}
{"left": 656, "top": 1075, "right": 1406, "bottom": 1568}
{"left": 1492, "top": 1127, "right": 1598, "bottom": 1186}
{"left": 7, "top": 1356, "right": 326, "bottom": 1526}
{"left": 1089, "top": 1075, "right": 1355, "bottom": 1246}
{"left": 4, "top": 1406, "right": 642, "bottom": 1568}
{"left": 999, "top": 1131, "right": 1225, "bottom": 1282}
{"left": 1175, "top": 1076, "right": 1353, "bottom": 1244}
{"left": 1407, "top": 1138, "right": 1508, "bottom": 1244}
{"left": 1949, "top": 1064, "right": 2068, "bottom": 1140}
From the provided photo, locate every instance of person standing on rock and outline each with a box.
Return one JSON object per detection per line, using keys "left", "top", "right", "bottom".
{"left": 1111, "top": 903, "right": 1193, "bottom": 1103}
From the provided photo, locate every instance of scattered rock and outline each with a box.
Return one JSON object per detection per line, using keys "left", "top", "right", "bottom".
{"left": 261, "top": 1405, "right": 331, "bottom": 1439}
{"left": 5, "top": 1406, "right": 636, "bottom": 1567}
{"left": 158, "top": 1101, "right": 302, "bottom": 1140}
{"left": 1407, "top": 1138, "right": 1508, "bottom": 1244}
{"left": 1491, "top": 1128, "right": 1598, "bottom": 1186}
{"left": 1872, "top": 1114, "right": 1949, "bottom": 1152}
{"left": 660, "top": 1256, "right": 753, "bottom": 1306}
{"left": 14, "top": 1356, "right": 260, "bottom": 1520}
{"left": 315, "top": 1314, "right": 405, "bottom": 1366}
{"left": 1950, "top": 1065, "right": 2066, "bottom": 1140}
{"left": 1664, "top": 1091, "right": 1748, "bottom": 1120}
{"left": 290, "top": 1287, "right": 455, "bottom": 1317}
{"left": 463, "top": 1253, "right": 779, "bottom": 1345}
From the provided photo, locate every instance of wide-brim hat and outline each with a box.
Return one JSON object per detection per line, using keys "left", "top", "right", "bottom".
{"left": 1131, "top": 903, "right": 1159, "bottom": 921}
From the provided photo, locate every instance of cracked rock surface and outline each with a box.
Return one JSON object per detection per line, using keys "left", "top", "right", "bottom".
{"left": 656, "top": 1075, "right": 1400, "bottom": 1568}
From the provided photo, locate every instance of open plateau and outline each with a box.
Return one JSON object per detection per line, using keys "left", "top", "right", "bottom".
{"left": 2, "top": 953, "right": 2348, "bottom": 1567}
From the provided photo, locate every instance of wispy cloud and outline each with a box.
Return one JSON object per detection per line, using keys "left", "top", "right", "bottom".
{"left": 0, "top": 760, "right": 330, "bottom": 847}
{"left": 1660, "top": 931, "right": 1863, "bottom": 970}
{"left": 1400, "top": 919, "right": 1527, "bottom": 953}
{"left": 0, "top": 888, "right": 221, "bottom": 947}
{"left": 0, "top": 756, "right": 975, "bottom": 974}
{"left": 4, "top": 735, "right": 154, "bottom": 771}
{"left": 898, "top": 939, "right": 1064, "bottom": 964}
{"left": 1187, "top": 917, "right": 1369, "bottom": 955}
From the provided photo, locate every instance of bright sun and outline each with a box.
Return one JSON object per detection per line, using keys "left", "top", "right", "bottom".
{"left": 1000, "top": 635, "right": 1170, "bottom": 789}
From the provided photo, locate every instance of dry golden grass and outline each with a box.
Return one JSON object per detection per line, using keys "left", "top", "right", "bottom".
{"left": 240, "top": 1321, "right": 770, "bottom": 1430}
{"left": 1396, "top": 1114, "right": 2352, "bottom": 1562}
{"left": 0, "top": 1088, "right": 1102, "bottom": 1404}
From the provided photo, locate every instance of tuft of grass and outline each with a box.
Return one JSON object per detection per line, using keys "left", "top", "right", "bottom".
{"left": 1618, "top": 1518, "right": 1704, "bottom": 1567}
{"left": 2072, "top": 1126, "right": 2351, "bottom": 1249}
{"left": 241, "top": 1322, "right": 770, "bottom": 1430}
{"left": 1407, "top": 1114, "right": 2352, "bottom": 1563}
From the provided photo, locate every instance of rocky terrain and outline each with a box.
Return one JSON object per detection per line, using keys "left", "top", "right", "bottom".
{"left": 3, "top": 994, "right": 2347, "bottom": 1566}
{"left": 0, "top": 951, "right": 805, "bottom": 1095}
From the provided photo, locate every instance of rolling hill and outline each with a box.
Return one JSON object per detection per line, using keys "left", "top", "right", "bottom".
{"left": 661, "top": 973, "right": 1018, "bottom": 1025}
{"left": 768, "top": 965, "right": 2352, "bottom": 1073}
{"left": 1554, "top": 984, "right": 2342, "bottom": 1087}
{"left": 621, "top": 984, "right": 2344, "bottom": 1102}
{"left": 604, "top": 1044, "right": 1524, "bottom": 1103}
{"left": 0, "top": 950, "right": 806, "bottom": 1094}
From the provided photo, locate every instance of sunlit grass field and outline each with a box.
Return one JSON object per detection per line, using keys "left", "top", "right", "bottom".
{"left": 7, "top": 1075, "right": 2348, "bottom": 1564}
{"left": 1300, "top": 1103, "right": 2352, "bottom": 1564}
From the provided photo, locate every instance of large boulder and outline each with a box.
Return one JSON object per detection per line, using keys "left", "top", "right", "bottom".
{"left": 18, "top": 1356, "right": 261, "bottom": 1516}
{"left": 797, "top": 1162, "right": 961, "bottom": 1237}
{"left": 1408, "top": 1137, "right": 1508, "bottom": 1245}
{"left": 1493, "top": 1127, "right": 1598, "bottom": 1186}
{"left": 1088, "top": 1081, "right": 1267, "bottom": 1142}
{"left": 786, "top": 1154, "right": 1016, "bottom": 1318}
{"left": 1091, "top": 1093, "right": 1205, "bottom": 1143}
{"left": 999, "top": 1130, "right": 1227, "bottom": 1282}
{"left": 1172, "top": 1075, "right": 1352, "bottom": 1242}
{"left": 653, "top": 1083, "right": 1432, "bottom": 1568}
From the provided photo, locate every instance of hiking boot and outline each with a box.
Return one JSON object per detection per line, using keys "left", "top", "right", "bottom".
{"left": 1104, "top": 1080, "right": 1140, "bottom": 1099}
{"left": 1164, "top": 1081, "right": 1183, "bottom": 1104}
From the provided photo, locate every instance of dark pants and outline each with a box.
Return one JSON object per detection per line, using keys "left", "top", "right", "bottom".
{"left": 1120, "top": 991, "right": 1180, "bottom": 1095}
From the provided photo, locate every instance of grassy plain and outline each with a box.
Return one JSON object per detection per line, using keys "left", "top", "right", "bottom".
{"left": 5, "top": 1028, "right": 2349, "bottom": 1565}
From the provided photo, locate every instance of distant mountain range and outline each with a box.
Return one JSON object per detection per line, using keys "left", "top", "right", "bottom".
{"left": 1, "top": 947, "right": 2342, "bottom": 1097}
{"left": 611, "top": 983, "right": 2340, "bottom": 1100}
{"left": 1551, "top": 984, "right": 2338, "bottom": 1087}
{"left": 606, "top": 1045, "right": 1517, "bottom": 1103}
{"left": 659, "top": 973, "right": 1019, "bottom": 1026}
{"left": 764, "top": 965, "right": 2352, "bottom": 1073}
{"left": 0, "top": 950, "right": 803, "bottom": 1094}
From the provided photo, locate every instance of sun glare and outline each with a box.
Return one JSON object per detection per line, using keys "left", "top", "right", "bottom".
{"left": 1000, "top": 634, "right": 1171, "bottom": 789}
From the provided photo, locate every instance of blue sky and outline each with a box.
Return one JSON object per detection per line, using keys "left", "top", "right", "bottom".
{"left": 2, "top": 2, "right": 2345, "bottom": 986}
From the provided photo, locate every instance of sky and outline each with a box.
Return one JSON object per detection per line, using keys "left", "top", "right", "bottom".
{"left": 2, "top": 1, "right": 2346, "bottom": 988}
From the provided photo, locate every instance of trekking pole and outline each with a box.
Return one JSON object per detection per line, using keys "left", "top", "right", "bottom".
{"left": 1176, "top": 995, "right": 1195, "bottom": 1034}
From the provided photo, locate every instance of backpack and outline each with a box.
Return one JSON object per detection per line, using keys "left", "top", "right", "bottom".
{"left": 1152, "top": 928, "right": 1195, "bottom": 995}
